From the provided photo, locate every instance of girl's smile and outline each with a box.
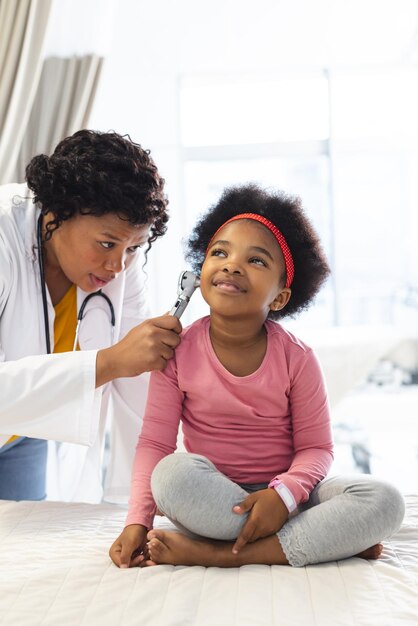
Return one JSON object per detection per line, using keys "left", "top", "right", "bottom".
{"left": 212, "top": 276, "right": 246, "bottom": 293}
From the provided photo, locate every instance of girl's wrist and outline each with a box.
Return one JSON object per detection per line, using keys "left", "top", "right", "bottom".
{"left": 268, "top": 478, "right": 297, "bottom": 513}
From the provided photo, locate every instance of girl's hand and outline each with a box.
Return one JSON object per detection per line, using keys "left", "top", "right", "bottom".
{"left": 109, "top": 524, "right": 148, "bottom": 568}
{"left": 232, "top": 488, "right": 289, "bottom": 554}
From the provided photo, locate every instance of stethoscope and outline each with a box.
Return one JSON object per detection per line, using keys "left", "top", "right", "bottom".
{"left": 37, "top": 214, "right": 116, "bottom": 353}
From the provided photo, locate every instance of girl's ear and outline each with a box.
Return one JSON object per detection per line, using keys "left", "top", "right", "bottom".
{"left": 269, "top": 288, "right": 291, "bottom": 312}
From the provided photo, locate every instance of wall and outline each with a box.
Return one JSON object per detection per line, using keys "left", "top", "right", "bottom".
{"left": 45, "top": 0, "right": 418, "bottom": 319}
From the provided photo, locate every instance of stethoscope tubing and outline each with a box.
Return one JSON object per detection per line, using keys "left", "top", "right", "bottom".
{"left": 37, "top": 214, "right": 115, "bottom": 353}
{"left": 37, "top": 213, "right": 52, "bottom": 354}
{"left": 73, "top": 291, "right": 115, "bottom": 351}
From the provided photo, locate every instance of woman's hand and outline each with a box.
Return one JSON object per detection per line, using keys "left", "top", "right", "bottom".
{"left": 96, "top": 314, "right": 182, "bottom": 386}
{"left": 232, "top": 488, "right": 289, "bottom": 554}
{"left": 109, "top": 524, "right": 149, "bottom": 568}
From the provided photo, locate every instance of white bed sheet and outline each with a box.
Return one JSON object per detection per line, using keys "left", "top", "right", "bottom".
{"left": 0, "top": 496, "right": 417, "bottom": 626}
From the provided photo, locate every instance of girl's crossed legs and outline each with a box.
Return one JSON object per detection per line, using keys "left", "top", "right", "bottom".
{"left": 148, "top": 453, "right": 405, "bottom": 567}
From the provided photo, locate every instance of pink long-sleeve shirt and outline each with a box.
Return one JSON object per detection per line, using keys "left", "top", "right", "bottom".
{"left": 126, "top": 316, "right": 334, "bottom": 528}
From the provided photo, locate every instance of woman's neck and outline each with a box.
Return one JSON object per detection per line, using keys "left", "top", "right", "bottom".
{"left": 41, "top": 227, "right": 73, "bottom": 306}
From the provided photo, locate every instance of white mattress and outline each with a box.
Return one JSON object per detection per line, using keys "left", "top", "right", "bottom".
{"left": 0, "top": 496, "right": 417, "bottom": 626}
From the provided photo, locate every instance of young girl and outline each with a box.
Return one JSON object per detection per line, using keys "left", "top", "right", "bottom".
{"left": 110, "top": 184, "right": 405, "bottom": 568}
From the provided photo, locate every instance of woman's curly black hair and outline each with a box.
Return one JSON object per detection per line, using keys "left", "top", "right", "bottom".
{"left": 26, "top": 129, "right": 168, "bottom": 252}
{"left": 185, "top": 183, "right": 330, "bottom": 319}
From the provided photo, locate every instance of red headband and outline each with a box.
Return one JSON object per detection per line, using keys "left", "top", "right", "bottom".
{"left": 206, "top": 213, "right": 294, "bottom": 288}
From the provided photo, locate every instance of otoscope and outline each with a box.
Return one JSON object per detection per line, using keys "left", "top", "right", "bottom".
{"left": 170, "top": 270, "right": 200, "bottom": 319}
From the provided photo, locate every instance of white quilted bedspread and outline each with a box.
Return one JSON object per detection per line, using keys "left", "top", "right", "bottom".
{"left": 0, "top": 496, "right": 417, "bottom": 626}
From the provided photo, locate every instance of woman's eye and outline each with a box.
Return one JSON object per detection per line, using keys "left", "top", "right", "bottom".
{"left": 100, "top": 242, "right": 114, "bottom": 249}
{"left": 127, "top": 245, "right": 140, "bottom": 254}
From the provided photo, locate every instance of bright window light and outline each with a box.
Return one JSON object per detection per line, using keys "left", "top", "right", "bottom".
{"left": 180, "top": 74, "right": 329, "bottom": 146}
{"left": 332, "top": 69, "right": 418, "bottom": 140}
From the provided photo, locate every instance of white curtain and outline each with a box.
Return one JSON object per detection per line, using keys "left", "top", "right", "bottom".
{"left": 13, "top": 54, "right": 104, "bottom": 182}
{"left": 0, "top": 0, "right": 53, "bottom": 184}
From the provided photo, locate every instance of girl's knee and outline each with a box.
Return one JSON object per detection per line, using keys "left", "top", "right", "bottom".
{"left": 150, "top": 453, "right": 247, "bottom": 540}
{"left": 151, "top": 453, "right": 213, "bottom": 511}
{"left": 370, "top": 479, "right": 405, "bottom": 536}
{"left": 349, "top": 476, "right": 405, "bottom": 537}
{"left": 321, "top": 474, "right": 405, "bottom": 538}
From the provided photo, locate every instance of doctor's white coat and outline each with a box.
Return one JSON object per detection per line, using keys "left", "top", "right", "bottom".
{"left": 0, "top": 183, "right": 149, "bottom": 503}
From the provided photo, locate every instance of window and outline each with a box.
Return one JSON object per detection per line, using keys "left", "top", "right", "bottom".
{"left": 180, "top": 68, "right": 418, "bottom": 332}
{"left": 181, "top": 74, "right": 329, "bottom": 146}
{"left": 180, "top": 72, "right": 333, "bottom": 326}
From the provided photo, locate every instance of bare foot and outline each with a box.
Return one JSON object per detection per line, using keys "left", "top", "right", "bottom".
{"left": 145, "top": 530, "right": 382, "bottom": 567}
{"left": 145, "top": 529, "right": 288, "bottom": 567}
{"left": 146, "top": 530, "right": 218, "bottom": 566}
{"left": 355, "top": 543, "right": 383, "bottom": 560}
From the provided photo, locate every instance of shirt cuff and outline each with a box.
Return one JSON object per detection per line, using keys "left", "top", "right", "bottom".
{"left": 268, "top": 478, "right": 297, "bottom": 513}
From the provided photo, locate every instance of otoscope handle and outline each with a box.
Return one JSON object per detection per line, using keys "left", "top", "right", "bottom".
{"left": 170, "top": 296, "right": 190, "bottom": 319}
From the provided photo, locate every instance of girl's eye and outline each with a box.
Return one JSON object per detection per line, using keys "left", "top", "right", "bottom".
{"left": 249, "top": 257, "right": 267, "bottom": 267}
{"left": 211, "top": 248, "right": 226, "bottom": 258}
{"left": 127, "top": 245, "right": 140, "bottom": 254}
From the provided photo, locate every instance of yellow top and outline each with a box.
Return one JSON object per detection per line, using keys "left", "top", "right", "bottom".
{"left": 4, "top": 285, "right": 78, "bottom": 446}
{"left": 53, "top": 284, "right": 79, "bottom": 354}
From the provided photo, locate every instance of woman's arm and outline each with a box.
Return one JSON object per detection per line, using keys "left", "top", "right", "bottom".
{"left": 0, "top": 351, "right": 101, "bottom": 445}
{"left": 0, "top": 223, "right": 103, "bottom": 445}
{"left": 96, "top": 314, "right": 181, "bottom": 386}
{"left": 0, "top": 248, "right": 180, "bottom": 445}
{"left": 96, "top": 254, "right": 181, "bottom": 386}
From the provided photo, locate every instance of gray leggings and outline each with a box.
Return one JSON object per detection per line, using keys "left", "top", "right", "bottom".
{"left": 151, "top": 453, "right": 405, "bottom": 567}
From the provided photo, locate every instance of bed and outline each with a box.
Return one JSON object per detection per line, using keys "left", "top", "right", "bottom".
{"left": 0, "top": 496, "right": 417, "bottom": 625}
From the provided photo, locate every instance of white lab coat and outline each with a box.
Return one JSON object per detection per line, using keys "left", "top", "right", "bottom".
{"left": 0, "top": 183, "right": 149, "bottom": 503}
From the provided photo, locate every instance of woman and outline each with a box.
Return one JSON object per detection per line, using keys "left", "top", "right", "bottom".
{"left": 0, "top": 129, "right": 181, "bottom": 503}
